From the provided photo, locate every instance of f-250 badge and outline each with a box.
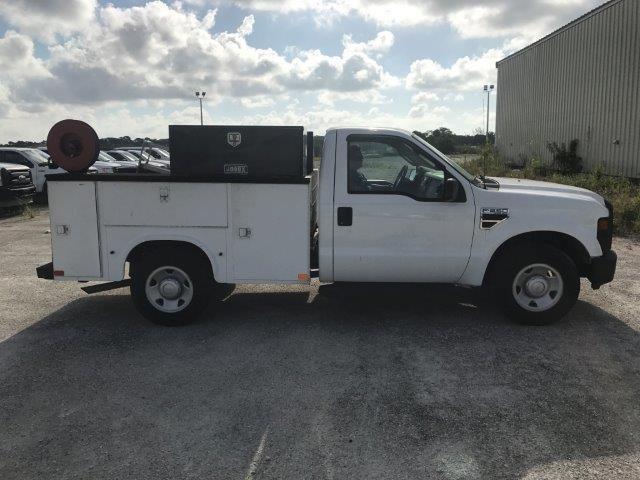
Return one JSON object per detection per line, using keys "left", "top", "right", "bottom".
{"left": 480, "top": 207, "right": 509, "bottom": 229}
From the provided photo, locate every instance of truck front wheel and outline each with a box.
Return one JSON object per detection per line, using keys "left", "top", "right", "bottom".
{"left": 494, "top": 243, "right": 580, "bottom": 325}
{"left": 130, "top": 247, "right": 213, "bottom": 326}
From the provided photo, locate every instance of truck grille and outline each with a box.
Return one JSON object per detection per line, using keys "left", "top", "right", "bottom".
{"left": 1, "top": 169, "right": 32, "bottom": 189}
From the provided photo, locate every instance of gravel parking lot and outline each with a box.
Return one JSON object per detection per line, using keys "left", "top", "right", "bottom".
{"left": 1, "top": 207, "right": 640, "bottom": 479}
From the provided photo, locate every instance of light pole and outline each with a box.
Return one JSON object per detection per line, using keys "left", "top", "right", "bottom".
{"left": 195, "top": 91, "right": 206, "bottom": 125}
{"left": 483, "top": 84, "right": 494, "bottom": 144}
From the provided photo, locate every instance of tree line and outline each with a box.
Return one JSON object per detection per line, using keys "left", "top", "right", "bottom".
{"left": 413, "top": 127, "right": 494, "bottom": 154}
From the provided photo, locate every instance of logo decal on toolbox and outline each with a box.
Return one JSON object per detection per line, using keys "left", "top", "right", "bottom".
{"left": 227, "top": 132, "right": 242, "bottom": 147}
{"left": 224, "top": 164, "right": 248, "bottom": 175}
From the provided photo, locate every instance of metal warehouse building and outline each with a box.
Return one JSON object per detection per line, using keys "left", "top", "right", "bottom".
{"left": 495, "top": 0, "right": 639, "bottom": 177}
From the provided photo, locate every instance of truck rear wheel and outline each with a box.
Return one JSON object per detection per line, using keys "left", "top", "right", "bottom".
{"left": 494, "top": 243, "right": 580, "bottom": 325}
{"left": 130, "top": 247, "right": 213, "bottom": 326}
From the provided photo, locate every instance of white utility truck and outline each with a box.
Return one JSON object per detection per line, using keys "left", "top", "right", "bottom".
{"left": 37, "top": 123, "right": 616, "bottom": 326}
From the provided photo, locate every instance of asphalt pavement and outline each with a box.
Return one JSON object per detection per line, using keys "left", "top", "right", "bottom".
{"left": 1, "top": 208, "right": 639, "bottom": 479}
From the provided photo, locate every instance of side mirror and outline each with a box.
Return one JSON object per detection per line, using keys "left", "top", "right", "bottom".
{"left": 443, "top": 177, "right": 460, "bottom": 202}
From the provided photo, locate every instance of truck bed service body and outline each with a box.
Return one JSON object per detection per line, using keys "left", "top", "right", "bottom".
{"left": 38, "top": 126, "right": 616, "bottom": 326}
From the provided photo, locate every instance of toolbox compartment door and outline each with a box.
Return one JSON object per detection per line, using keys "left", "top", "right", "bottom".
{"left": 48, "top": 181, "right": 101, "bottom": 278}
{"left": 228, "top": 183, "right": 310, "bottom": 283}
{"left": 97, "top": 182, "right": 227, "bottom": 227}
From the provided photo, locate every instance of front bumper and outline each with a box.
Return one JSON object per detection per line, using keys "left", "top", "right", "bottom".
{"left": 588, "top": 250, "right": 617, "bottom": 289}
{"left": 0, "top": 185, "right": 35, "bottom": 208}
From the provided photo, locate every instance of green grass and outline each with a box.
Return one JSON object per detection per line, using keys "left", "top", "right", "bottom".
{"left": 459, "top": 153, "right": 640, "bottom": 236}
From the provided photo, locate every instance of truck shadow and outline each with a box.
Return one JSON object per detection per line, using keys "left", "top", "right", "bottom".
{"left": 1, "top": 286, "right": 639, "bottom": 479}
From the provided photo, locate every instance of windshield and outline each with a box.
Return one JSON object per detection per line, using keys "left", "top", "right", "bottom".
{"left": 22, "top": 149, "right": 50, "bottom": 165}
{"left": 112, "top": 151, "right": 139, "bottom": 162}
{"left": 411, "top": 134, "right": 481, "bottom": 186}
{"left": 98, "top": 152, "right": 117, "bottom": 162}
{"left": 154, "top": 149, "right": 170, "bottom": 159}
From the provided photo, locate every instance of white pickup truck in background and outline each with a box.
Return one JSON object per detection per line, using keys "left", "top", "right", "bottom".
{"left": 0, "top": 147, "right": 99, "bottom": 195}
{"left": 37, "top": 126, "right": 616, "bottom": 326}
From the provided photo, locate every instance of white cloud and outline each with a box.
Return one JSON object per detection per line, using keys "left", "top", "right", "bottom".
{"left": 0, "top": 2, "right": 402, "bottom": 142}
{"left": 409, "top": 104, "right": 430, "bottom": 118}
{"left": 342, "top": 31, "right": 395, "bottom": 57}
{"left": 240, "top": 96, "right": 277, "bottom": 108}
{"left": 0, "top": 0, "right": 96, "bottom": 43}
{"left": 406, "top": 45, "right": 509, "bottom": 92}
{"left": 409, "top": 90, "right": 453, "bottom": 118}
{"left": 317, "top": 89, "right": 391, "bottom": 106}
{"left": 4, "top": 2, "right": 396, "bottom": 109}
{"left": 228, "top": 0, "right": 601, "bottom": 39}
{"left": 411, "top": 92, "right": 440, "bottom": 103}
{"left": 0, "top": 31, "right": 50, "bottom": 80}
{"left": 444, "top": 93, "right": 464, "bottom": 102}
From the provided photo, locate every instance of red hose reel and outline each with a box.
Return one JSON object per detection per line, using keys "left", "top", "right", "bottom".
{"left": 47, "top": 119, "right": 100, "bottom": 172}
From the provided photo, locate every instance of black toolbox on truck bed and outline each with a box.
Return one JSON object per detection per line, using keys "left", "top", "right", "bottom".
{"left": 169, "top": 125, "right": 309, "bottom": 180}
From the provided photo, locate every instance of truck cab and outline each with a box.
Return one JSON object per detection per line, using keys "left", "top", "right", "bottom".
{"left": 38, "top": 125, "right": 616, "bottom": 327}
{"left": 319, "top": 128, "right": 615, "bottom": 323}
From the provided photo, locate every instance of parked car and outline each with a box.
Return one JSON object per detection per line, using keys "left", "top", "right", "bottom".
{"left": 0, "top": 162, "right": 35, "bottom": 208}
{"left": 97, "top": 151, "right": 138, "bottom": 171}
{"left": 141, "top": 147, "right": 170, "bottom": 161}
{"left": 0, "top": 147, "right": 97, "bottom": 195}
{"left": 115, "top": 147, "right": 170, "bottom": 167}
{"left": 107, "top": 150, "right": 169, "bottom": 173}
{"left": 39, "top": 147, "right": 120, "bottom": 174}
{"left": 115, "top": 146, "right": 170, "bottom": 161}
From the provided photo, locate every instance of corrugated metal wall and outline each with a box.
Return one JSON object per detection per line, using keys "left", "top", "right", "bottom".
{"left": 495, "top": 0, "right": 640, "bottom": 177}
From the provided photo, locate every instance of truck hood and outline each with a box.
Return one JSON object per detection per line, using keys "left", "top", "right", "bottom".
{"left": 0, "top": 162, "right": 30, "bottom": 171}
{"left": 489, "top": 177, "right": 605, "bottom": 207}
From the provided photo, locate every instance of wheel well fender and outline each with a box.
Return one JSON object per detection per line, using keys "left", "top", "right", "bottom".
{"left": 482, "top": 231, "right": 591, "bottom": 286}
{"left": 126, "top": 240, "right": 215, "bottom": 280}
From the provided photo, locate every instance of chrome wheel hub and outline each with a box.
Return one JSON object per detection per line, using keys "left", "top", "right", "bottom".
{"left": 512, "top": 264, "right": 563, "bottom": 312}
{"left": 525, "top": 276, "right": 549, "bottom": 297}
{"left": 145, "top": 266, "right": 193, "bottom": 313}
{"left": 159, "top": 278, "right": 182, "bottom": 300}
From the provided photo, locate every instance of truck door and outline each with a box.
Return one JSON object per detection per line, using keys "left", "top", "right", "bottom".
{"left": 332, "top": 132, "right": 475, "bottom": 283}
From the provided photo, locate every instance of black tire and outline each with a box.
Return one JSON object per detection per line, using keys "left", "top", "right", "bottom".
{"left": 492, "top": 242, "right": 580, "bottom": 325}
{"left": 130, "top": 247, "right": 213, "bottom": 326}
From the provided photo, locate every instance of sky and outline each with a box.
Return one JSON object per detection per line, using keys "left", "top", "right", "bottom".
{"left": 0, "top": 0, "right": 605, "bottom": 142}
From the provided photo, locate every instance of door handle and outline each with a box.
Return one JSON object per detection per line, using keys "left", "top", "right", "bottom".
{"left": 337, "top": 207, "right": 352, "bottom": 226}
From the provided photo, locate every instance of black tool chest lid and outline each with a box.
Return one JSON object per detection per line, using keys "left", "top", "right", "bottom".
{"left": 169, "top": 125, "right": 305, "bottom": 181}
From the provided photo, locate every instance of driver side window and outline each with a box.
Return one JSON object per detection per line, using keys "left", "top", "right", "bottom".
{"left": 347, "top": 135, "right": 445, "bottom": 201}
